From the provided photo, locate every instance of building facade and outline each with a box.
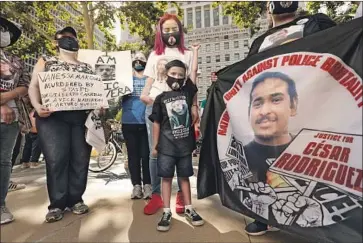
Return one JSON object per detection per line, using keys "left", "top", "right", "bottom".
{"left": 167, "top": 2, "right": 269, "bottom": 102}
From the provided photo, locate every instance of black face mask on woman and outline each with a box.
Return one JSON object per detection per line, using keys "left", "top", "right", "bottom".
{"left": 162, "top": 32, "right": 181, "bottom": 47}
{"left": 166, "top": 75, "right": 184, "bottom": 91}
{"left": 57, "top": 36, "right": 79, "bottom": 52}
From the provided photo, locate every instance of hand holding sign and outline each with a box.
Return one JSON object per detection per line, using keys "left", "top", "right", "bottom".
{"left": 35, "top": 104, "right": 53, "bottom": 118}
{"left": 272, "top": 193, "right": 322, "bottom": 227}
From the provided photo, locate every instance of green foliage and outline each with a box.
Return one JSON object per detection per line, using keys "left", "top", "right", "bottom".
{"left": 2, "top": 1, "right": 63, "bottom": 58}
{"left": 115, "top": 110, "right": 122, "bottom": 122}
{"left": 306, "top": 1, "right": 358, "bottom": 23}
{"left": 117, "top": 2, "right": 182, "bottom": 51}
{"left": 214, "top": 1, "right": 266, "bottom": 36}
{"left": 215, "top": 1, "right": 357, "bottom": 37}
{"left": 116, "top": 42, "right": 151, "bottom": 57}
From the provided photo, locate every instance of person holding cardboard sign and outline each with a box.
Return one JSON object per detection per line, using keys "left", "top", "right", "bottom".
{"left": 28, "top": 26, "right": 97, "bottom": 223}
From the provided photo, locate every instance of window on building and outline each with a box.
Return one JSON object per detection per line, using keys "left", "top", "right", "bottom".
{"left": 216, "top": 55, "right": 220, "bottom": 62}
{"left": 213, "top": 7, "right": 219, "bottom": 26}
{"left": 224, "top": 35, "right": 229, "bottom": 40}
{"left": 244, "top": 52, "right": 249, "bottom": 58}
{"left": 216, "top": 66, "right": 221, "bottom": 70}
{"left": 206, "top": 44, "right": 211, "bottom": 52}
{"left": 225, "top": 54, "right": 230, "bottom": 61}
{"left": 224, "top": 42, "right": 229, "bottom": 50}
{"left": 187, "top": 8, "right": 193, "bottom": 29}
{"left": 206, "top": 38, "right": 210, "bottom": 43}
{"left": 207, "top": 56, "right": 211, "bottom": 63}
{"left": 234, "top": 53, "right": 240, "bottom": 60}
{"left": 244, "top": 40, "right": 249, "bottom": 47}
{"left": 233, "top": 34, "right": 238, "bottom": 39}
{"left": 207, "top": 75, "right": 211, "bottom": 81}
{"left": 198, "top": 57, "right": 202, "bottom": 64}
{"left": 223, "top": 15, "right": 229, "bottom": 25}
{"left": 207, "top": 66, "right": 211, "bottom": 72}
{"left": 234, "top": 41, "right": 239, "bottom": 48}
{"left": 204, "top": 5, "right": 211, "bottom": 28}
{"left": 215, "top": 36, "right": 220, "bottom": 42}
{"left": 196, "top": 7, "right": 202, "bottom": 28}
{"left": 215, "top": 43, "right": 220, "bottom": 51}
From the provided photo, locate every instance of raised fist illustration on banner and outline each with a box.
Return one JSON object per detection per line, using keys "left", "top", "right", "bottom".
{"left": 231, "top": 171, "right": 242, "bottom": 190}
{"left": 245, "top": 182, "right": 277, "bottom": 219}
{"left": 271, "top": 193, "right": 323, "bottom": 227}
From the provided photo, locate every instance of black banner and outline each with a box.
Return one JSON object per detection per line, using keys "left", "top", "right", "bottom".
{"left": 198, "top": 18, "right": 362, "bottom": 243}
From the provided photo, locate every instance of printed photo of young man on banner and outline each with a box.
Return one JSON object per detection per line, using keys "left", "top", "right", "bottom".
{"left": 77, "top": 49, "right": 133, "bottom": 103}
{"left": 216, "top": 51, "right": 362, "bottom": 228}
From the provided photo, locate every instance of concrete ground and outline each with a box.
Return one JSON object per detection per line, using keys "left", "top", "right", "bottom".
{"left": 1, "top": 156, "right": 307, "bottom": 243}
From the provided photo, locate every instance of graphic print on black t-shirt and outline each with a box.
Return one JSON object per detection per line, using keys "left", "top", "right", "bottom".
{"left": 164, "top": 95, "right": 190, "bottom": 139}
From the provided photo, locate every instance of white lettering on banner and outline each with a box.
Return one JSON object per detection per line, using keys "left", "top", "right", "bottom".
{"left": 38, "top": 71, "right": 109, "bottom": 111}
{"left": 270, "top": 129, "right": 363, "bottom": 199}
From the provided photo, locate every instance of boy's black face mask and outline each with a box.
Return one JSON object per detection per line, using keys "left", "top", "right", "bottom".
{"left": 166, "top": 76, "right": 184, "bottom": 90}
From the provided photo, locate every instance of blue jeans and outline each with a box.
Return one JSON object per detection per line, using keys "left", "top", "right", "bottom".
{"left": 0, "top": 122, "right": 19, "bottom": 206}
{"left": 145, "top": 105, "right": 181, "bottom": 194}
{"left": 36, "top": 112, "right": 91, "bottom": 210}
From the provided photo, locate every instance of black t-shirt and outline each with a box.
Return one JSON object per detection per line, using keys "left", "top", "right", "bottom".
{"left": 244, "top": 140, "right": 290, "bottom": 183}
{"left": 248, "top": 13, "right": 336, "bottom": 56}
{"left": 149, "top": 79, "right": 198, "bottom": 157}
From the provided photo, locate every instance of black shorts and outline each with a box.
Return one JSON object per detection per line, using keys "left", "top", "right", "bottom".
{"left": 157, "top": 153, "right": 194, "bottom": 178}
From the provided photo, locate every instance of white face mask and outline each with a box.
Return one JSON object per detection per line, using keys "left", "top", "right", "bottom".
{"left": 0, "top": 31, "right": 11, "bottom": 48}
{"left": 59, "top": 47, "right": 77, "bottom": 54}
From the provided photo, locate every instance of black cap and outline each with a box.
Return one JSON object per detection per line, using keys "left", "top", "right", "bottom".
{"left": 0, "top": 17, "right": 22, "bottom": 46}
{"left": 165, "top": 59, "right": 186, "bottom": 71}
{"left": 54, "top": 26, "right": 77, "bottom": 40}
{"left": 268, "top": 1, "right": 299, "bottom": 14}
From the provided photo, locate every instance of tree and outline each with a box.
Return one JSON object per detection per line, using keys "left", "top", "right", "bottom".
{"left": 306, "top": 1, "right": 358, "bottom": 23}
{"left": 215, "top": 1, "right": 358, "bottom": 37}
{"left": 2, "top": 1, "right": 183, "bottom": 60}
{"left": 2, "top": 1, "right": 70, "bottom": 58}
{"left": 117, "top": 1, "right": 183, "bottom": 51}
{"left": 214, "top": 2, "right": 266, "bottom": 33}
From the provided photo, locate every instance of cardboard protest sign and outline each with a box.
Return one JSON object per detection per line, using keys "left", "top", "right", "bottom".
{"left": 38, "top": 71, "right": 109, "bottom": 111}
{"left": 270, "top": 129, "right": 362, "bottom": 200}
{"left": 77, "top": 50, "right": 133, "bottom": 103}
{"left": 198, "top": 19, "right": 362, "bottom": 243}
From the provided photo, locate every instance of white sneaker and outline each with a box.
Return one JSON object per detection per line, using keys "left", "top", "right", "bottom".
{"left": 131, "top": 185, "right": 143, "bottom": 199}
{"left": 143, "top": 184, "right": 152, "bottom": 200}
{"left": 1, "top": 206, "right": 14, "bottom": 225}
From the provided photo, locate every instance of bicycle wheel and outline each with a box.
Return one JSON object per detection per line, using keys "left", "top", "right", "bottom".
{"left": 89, "top": 142, "right": 117, "bottom": 173}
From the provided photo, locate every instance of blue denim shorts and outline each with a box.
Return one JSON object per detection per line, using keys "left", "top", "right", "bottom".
{"left": 157, "top": 153, "right": 193, "bottom": 178}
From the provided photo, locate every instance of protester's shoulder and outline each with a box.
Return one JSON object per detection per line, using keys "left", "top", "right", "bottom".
{"left": 302, "top": 13, "right": 336, "bottom": 34}
{"left": 183, "top": 78, "right": 198, "bottom": 94}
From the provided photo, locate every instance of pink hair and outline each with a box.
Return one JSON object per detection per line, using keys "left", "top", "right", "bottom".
{"left": 154, "top": 14, "right": 187, "bottom": 55}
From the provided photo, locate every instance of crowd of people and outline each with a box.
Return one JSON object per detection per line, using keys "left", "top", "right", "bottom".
{"left": 1, "top": 0, "right": 362, "bottom": 237}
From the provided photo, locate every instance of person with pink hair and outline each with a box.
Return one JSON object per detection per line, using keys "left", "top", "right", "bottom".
{"left": 140, "top": 13, "right": 199, "bottom": 216}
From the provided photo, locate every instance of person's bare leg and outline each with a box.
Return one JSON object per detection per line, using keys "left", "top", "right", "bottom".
{"left": 161, "top": 178, "right": 173, "bottom": 208}
{"left": 179, "top": 177, "right": 191, "bottom": 205}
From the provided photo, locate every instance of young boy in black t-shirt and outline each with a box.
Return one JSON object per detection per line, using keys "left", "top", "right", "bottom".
{"left": 149, "top": 60, "right": 204, "bottom": 232}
